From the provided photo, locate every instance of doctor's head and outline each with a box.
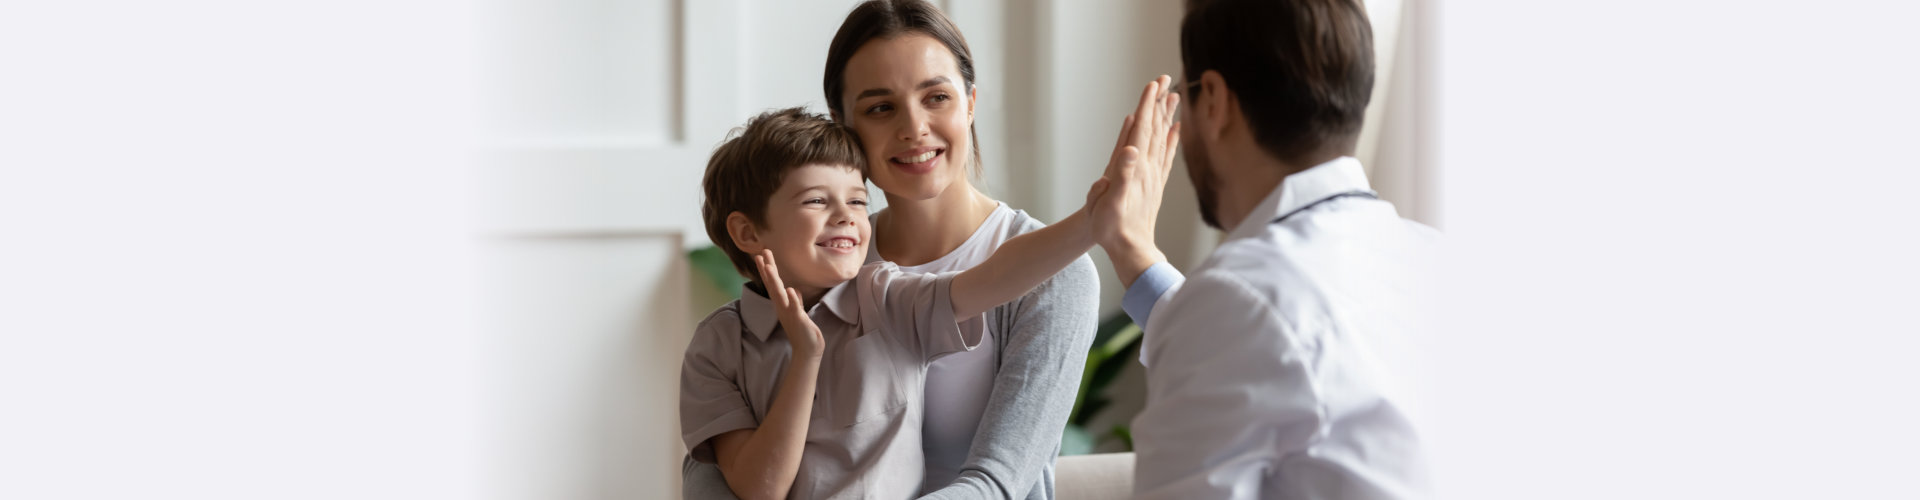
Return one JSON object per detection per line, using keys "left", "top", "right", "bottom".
{"left": 1178, "top": 0, "right": 1375, "bottom": 229}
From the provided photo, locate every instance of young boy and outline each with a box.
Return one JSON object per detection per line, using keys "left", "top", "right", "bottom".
{"left": 677, "top": 107, "right": 1108, "bottom": 500}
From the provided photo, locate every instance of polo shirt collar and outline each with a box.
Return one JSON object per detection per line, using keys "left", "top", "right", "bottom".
{"left": 1225, "top": 156, "right": 1374, "bottom": 242}
{"left": 738, "top": 279, "right": 861, "bottom": 342}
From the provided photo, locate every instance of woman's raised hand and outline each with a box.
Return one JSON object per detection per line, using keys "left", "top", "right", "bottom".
{"left": 1088, "top": 75, "right": 1181, "bottom": 262}
{"left": 756, "top": 249, "right": 825, "bottom": 360}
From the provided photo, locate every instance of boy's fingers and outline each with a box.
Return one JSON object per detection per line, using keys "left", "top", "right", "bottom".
{"left": 761, "top": 250, "right": 785, "bottom": 299}
{"left": 1150, "top": 81, "right": 1175, "bottom": 162}
{"left": 1108, "top": 114, "right": 1135, "bottom": 179}
{"left": 1165, "top": 122, "right": 1182, "bottom": 174}
{"left": 1129, "top": 79, "right": 1160, "bottom": 150}
{"left": 1086, "top": 177, "right": 1112, "bottom": 206}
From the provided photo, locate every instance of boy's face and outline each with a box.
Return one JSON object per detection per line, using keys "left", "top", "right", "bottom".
{"left": 739, "top": 163, "right": 871, "bottom": 296}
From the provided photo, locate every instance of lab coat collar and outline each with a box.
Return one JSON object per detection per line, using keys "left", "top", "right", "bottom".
{"left": 1225, "top": 156, "right": 1374, "bottom": 242}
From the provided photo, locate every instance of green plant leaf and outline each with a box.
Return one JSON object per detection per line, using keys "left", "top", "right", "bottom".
{"left": 688, "top": 245, "right": 745, "bottom": 300}
{"left": 1108, "top": 425, "right": 1133, "bottom": 451}
{"left": 1067, "top": 313, "right": 1144, "bottom": 427}
{"left": 1060, "top": 424, "right": 1094, "bottom": 456}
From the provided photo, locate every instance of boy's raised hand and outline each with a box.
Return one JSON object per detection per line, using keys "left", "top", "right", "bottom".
{"left": 756, "top": 250, "right": 825, "bottom": 360}
{"left": 1088, "top": 75, "right": 1181, "bottom": 286}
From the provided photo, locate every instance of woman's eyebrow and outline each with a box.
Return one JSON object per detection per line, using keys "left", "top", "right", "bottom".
{"left": 853, "top": 76, "right": 953, "bottom": 101}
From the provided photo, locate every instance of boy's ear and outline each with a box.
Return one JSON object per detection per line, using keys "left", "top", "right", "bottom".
{"left": 726, "top": 211, "right": 764, "bottom": 255}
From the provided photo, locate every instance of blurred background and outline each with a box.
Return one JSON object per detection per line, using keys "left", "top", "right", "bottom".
{"left": 6, "top": 1, "right": 1919, "bottom": 499}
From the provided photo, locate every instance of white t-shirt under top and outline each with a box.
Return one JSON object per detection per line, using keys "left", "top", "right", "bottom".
{"left": 867, "top": 202, "right": 1016, "bottom": 487}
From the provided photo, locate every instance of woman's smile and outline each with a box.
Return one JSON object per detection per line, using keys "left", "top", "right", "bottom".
{"left": 888, "top": 146, "right": 944, "bottom": 175}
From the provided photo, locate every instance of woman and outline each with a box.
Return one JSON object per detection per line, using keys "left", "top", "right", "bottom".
{"left": 823, "top": 1, "right": 1099, "bottom": 498}
{"left": 685, "top": 1, "right": 1100, "bottom": 498}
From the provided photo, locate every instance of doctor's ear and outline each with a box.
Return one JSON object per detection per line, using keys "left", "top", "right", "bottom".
{"left": 1192, "top": 70, "right": 1232, "bottom": 141}
{"left": 727, "top": 211, "right": 765, "bottom": 255}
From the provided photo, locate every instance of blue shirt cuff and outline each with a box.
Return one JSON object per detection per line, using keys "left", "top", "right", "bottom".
{"left": 1122, "top": 262, "right": 1180, "bottom": 327}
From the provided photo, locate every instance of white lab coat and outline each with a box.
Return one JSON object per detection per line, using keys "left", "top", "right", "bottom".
{"left": 1128, "top": 157, "right": 1438, "bottom": 500}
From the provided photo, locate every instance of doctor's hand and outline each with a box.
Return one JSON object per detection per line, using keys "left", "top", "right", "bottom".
{"left": 1087, "top": 75, "right": 1180, "bottom": 288}
{"left": 756, "top": 250, "right": 825, "bottom": 361}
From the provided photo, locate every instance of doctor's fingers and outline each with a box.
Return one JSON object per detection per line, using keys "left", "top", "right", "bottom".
{"left": 1144, "top": 92, "right": 1175, "bottom": 163}
{"left": 1148, "top": 90, "right": 1179, "bottom": 168}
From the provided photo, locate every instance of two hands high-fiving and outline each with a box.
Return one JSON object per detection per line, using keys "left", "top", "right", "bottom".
{"left": 1085, "top": 75, "right": 1181, "bottom": 287}
{"left": 749, "top": 76, "right": 1182, "bottom": 348}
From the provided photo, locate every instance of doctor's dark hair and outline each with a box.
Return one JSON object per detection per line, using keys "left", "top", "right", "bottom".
{"left": 1182, "top": 0, "right": 1375, "bottom": 165}
{"left": 822, "top": 0, "right": 983, "bottom": 175}
{"left": 701, "top": 107, "right": 866, "bottom": 281}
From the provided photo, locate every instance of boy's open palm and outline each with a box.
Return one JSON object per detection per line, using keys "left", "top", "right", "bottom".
{"left": 1088, "top": 75, "right": 1181, "bottom": 254}
{"left": 756, "top": 250, "right": 825, "bottom": 360}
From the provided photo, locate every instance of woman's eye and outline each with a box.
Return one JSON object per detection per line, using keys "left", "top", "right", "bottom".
{"left": 930, "top": 93, "right": 951, "bottom": 103}
{"left": 865, "top": 103, "right": 892, "bottom": 115}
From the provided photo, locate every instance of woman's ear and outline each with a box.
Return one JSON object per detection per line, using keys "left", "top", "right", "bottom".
{"left": 966, "top": 83, "right": 978, "bottom": 123}
{"left": 726, "top": 211, "right": 764, "bottom": 255}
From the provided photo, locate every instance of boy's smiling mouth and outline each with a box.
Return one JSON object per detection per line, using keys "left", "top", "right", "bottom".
{"left": 817, "top": 236, "right": 860, "bottom": 253}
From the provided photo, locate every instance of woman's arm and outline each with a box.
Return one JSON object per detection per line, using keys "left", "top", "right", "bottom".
{"left": 923, "top": 254, "right": 1100, "bottom": 500}
{"left": 708, "top": 251, "right": 827, "bottom": 500}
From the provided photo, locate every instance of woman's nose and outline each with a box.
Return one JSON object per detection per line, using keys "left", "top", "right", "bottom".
{"left": 897, "top": 105, "right": 928, "bottom": 143}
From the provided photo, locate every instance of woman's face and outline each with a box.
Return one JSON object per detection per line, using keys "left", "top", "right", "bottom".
{"left": 838, "top": 34, "right": 975, "bottom": 202}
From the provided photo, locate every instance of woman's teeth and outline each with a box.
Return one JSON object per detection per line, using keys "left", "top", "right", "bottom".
{"left": 897, "top": 150, "right": 937, "bottom": 163}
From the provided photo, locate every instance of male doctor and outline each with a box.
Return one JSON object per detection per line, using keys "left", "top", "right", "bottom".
{"left": 1094, "top": 0, "right": 1437, "bottom": 498}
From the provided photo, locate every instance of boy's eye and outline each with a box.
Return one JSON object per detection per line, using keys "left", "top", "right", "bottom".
{"left": 804, "top": 198, "right": 826, "bottom": 205}
{"left": 850, "top": 199, "right": 869, "bottom": 207}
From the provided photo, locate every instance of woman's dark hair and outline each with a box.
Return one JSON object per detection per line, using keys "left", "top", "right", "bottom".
{"left": 823, "top": 0, "right": 983, "bottom": 175}
{"left": 1182, "top": 0, "right": 1375, "bottom": 165}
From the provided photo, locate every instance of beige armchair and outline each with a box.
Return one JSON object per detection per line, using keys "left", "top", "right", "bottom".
{"left": 1053, "top": 452, "right": 1135, "bottom": 500}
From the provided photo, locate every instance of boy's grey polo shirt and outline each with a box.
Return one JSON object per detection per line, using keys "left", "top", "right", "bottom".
{"left": 681, "top": 262, "right": 986, "bottom": 499}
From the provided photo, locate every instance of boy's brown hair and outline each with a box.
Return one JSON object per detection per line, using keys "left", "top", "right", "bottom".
{"left": 701, "top": 107, "right": 867, "bottom": 281}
